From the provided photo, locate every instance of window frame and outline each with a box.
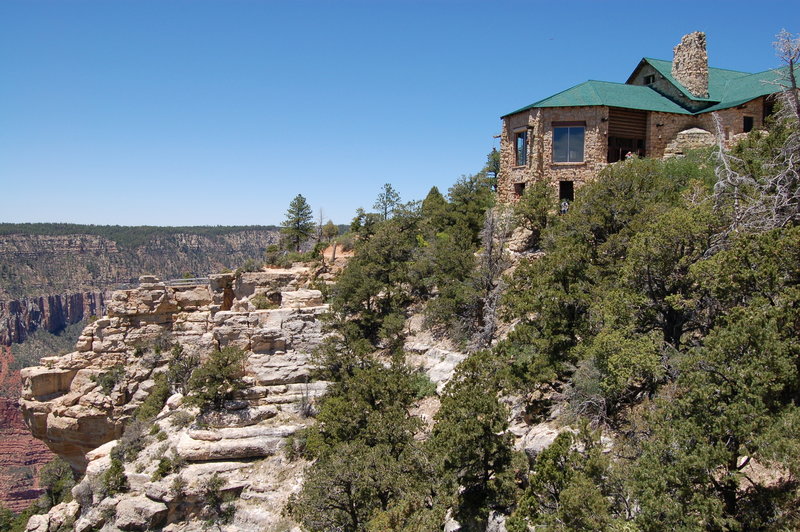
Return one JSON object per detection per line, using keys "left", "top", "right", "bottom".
{"left": 552, "top": 122, "right": 586, "bottom": 164}
{"left": 514, "top": 129, "right": 528, "bottom": 167}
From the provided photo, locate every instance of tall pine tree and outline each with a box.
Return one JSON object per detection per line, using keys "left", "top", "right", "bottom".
{"left": 281, "top": 194, "right": 314, "bottom": 252}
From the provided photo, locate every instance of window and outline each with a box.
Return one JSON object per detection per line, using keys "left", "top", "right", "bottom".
{"left": 513, "top": 183, "right": 526, "bottom": 197}
{"left": 559, "top": 181, "right": 574, "bottom": 202}
{"left": 743, "top": 116, "right": 754, "bottom": 133}
{"left": 644, "top": 74, "right": 656, "bottom": 85}
{"left": 553, "top": 123, "right": 585, "bottom": 163}
{"left": 514, "top": 131, "right": 528, "bottom": 166}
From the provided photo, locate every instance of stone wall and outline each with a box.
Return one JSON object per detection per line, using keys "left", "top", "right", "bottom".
{"left": 498, "top": 106, "right": 609, "bottom": 203}
{"left": 672, "top": 32, "right": 709, "bottom": 98}
{"left": 628, "top": 63, "right": 708, "bottom": 113}
{"left": 498, "top": 96, "right": 769, "bottom": 203}
{"left": 646, "top": 98, "right": 766, "bottom": 157}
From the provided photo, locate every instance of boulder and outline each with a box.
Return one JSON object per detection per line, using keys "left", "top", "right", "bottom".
{"left": 176, "top": 424, "right": 298, "bottom": 461}
{"left": 115, "top": 496, "right": 168, "bottom": 531}
{"left": 516, "top": 422, "right": 575, "bottom": 457}
{"left": 280, "top": 289, "right": 324, "bottom": 308}
{"left": 664, "top": 127, "right": 715, "bottom": 157}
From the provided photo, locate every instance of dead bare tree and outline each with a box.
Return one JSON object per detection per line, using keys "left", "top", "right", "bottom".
{"left": 774, "top": 29, "right": 800, "bottom": 122}
{"left": 712, "top": 31, "right": 800, "bottom": 242}
{"left": 769, "top": 31, "right": 800, "bottom": 226}
{"left": 469, "top": 206, "right": 514, "bottom": 351}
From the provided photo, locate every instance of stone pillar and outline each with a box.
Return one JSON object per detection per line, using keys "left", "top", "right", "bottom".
{"left": 672, "top": 32, "right": 709, "bottom": 98}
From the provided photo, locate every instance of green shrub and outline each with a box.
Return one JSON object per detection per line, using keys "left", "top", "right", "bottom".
{"left": 91, "top": 365, "right": 125, "bottom": 395}
{"left": 185, "top": 347, "right": 248, "bottom": 411}
{"left": 170, "top": 410, "right": 194, "bottom": 429}
{"left": 284, "top": 431, "right": 309, "bottom": 461}
{"left": 251, "top": 295, "right": 279, "bottom": 310}
{"left": 165, "top": 343, "right": 198, "bottom": 395}
{"left": 38, "top": 457, "right": 75, "bottom": 510}
{"left": 151, "top": 457, "right": 174, "bottom": 481}
{"left": 237, "top": 258, "right": 263, "bottom": 273}
{"left": 410, "top": 371, "right": 437, "bottom": 399}
{"left": 134, "top": 373, "right": 170, "bottom": 421}
{"left": 111, "top": 420, "right": 148, "bottom": 463}
{"left": 170, "top": 474, "right": 187, "bottom": 498}
{"left": 101, "top": 458, "right": 128, "bottom": 496}
{"left": 152, "top": 332, "right": 173, "bottom": 356}
{"left": 335, "top": 232, "right": 355, "bottom": 252}
{"left": 204, "top": 473, "right": 236, "bottom": 524}
{"left": 264, "top": 244, "right": 281, "bottom": 265}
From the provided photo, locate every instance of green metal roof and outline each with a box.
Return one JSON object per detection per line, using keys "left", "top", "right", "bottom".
{"left": 503, "top": 80, "right": 692, "bottom": 117}
{"left": 702, "top": 67, "right": 794, "bottom": 112}
{"left": 639, "top": 57, "right": 751, "bottom": 103}
{"left": 503, "top": 57, "right": 792, "bottom": 119}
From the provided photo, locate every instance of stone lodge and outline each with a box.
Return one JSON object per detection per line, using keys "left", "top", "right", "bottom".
{"left": 498, "top": 32, "right": 788, "bottom": 204}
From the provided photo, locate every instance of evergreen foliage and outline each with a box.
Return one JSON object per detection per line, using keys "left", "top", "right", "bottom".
{"left": 282, "top": 194, "right": 315, "bottom": 251}
{"left": 20, "top": 59, "right": 782, "bottom": 528}
{"left": 185, "top": 346, "right": 247, "bottom": 411}
{"left": 373, "top": 183, "right": 401, "bottom": 221}
{"left": 291, "top": 152, "right": 501, "bottom": 531}
{"left": 295, "top": 91, "right": 800, "bottom": 529}
{"left": 38, "top": 458, "right": 75, "bottom": 510}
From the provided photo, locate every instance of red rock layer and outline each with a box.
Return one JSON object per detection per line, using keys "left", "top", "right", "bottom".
{"left": 0, "top": 346, "right": 54, "bottom": 513}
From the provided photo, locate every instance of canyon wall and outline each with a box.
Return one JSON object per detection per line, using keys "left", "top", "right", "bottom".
{"left": 0, "top": 227, "right": 280, "bottom": 513}
{"left": 0, "top": 292, "right": 105, "bottom": 346}
{"left": 0, "top": 228, "right": 280, "bottom": 345}
{"left": 0, "top": 346, "right": 54, "bottom": 513}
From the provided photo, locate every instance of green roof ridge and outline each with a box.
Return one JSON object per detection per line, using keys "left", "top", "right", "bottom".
{"left": 502, "top": 57, "right": 790, "bottom": 118}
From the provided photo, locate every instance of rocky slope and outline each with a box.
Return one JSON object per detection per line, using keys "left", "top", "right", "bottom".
{"left": 17, "top": 263, "right": 559, "bottom": 531}
{"left": 19, "top": 268, "right": 331, "bottom": 530}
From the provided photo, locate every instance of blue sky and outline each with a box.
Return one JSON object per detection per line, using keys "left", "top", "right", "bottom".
{"left": 1, "top": 0, "right": 798, "bottom": 226}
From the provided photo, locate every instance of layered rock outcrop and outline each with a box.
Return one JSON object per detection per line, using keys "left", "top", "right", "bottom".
{"left": 19, "top": 266, "right": 330, "bottom": 530}
{"left": 18, "top": 260, "right": 505, "bottom": 530}
{"left": 20, "top": 267, "right": 327, "bottom": 472}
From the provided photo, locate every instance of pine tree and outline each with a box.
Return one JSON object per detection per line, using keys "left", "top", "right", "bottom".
{"left": 281, "top": 194, "right": 314, "bottom": 252}
{"left": 373, "top": 183, "right": 401, "bottom": 221}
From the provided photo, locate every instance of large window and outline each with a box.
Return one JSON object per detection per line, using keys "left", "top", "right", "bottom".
{"left": 553, "top": 124, "right": 585, "bottom": 163}
{"left": 515, "top": 131, "right": 528, "bottom": 166}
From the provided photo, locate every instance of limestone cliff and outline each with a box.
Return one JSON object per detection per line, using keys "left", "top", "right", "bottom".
{"left": 19, "top": 267, "right": 329, "bottom": 530}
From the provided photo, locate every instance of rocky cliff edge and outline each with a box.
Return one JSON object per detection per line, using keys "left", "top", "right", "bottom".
{"left": 19, "top": 267, "right": 330, "bottom": 531}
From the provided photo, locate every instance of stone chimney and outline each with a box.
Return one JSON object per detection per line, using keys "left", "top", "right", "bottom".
{"left": 672, "top": 31, "right": 709, "bottom": 98}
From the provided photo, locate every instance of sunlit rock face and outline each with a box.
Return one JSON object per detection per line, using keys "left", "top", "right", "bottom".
{"left": 19, "top": 267, "right": 328, "bottom": 473}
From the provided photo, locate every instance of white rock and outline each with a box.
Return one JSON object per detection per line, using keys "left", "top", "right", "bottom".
{"left": 516, "top": 422, "right": 575, "bottom": 457}
{"left": 166, "top": 393, "right": 184, "bottom": 410}
{"left": 115, "top": 495, "right": 168, "bottom": 531}
{"left": 280, "top": 289, "right": 324, "bottom": 308}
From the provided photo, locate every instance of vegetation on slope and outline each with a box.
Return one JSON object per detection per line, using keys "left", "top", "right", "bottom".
{"left": 290, "top": 87, "right": 800, "bottom": 530}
